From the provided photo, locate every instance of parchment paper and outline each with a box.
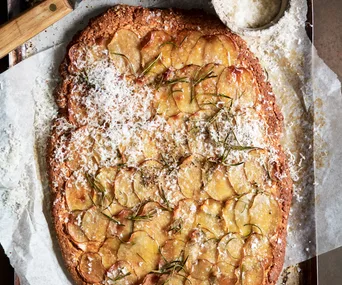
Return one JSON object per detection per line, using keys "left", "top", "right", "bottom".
{"left": 0, "top": 0, "right": 341, "bottom": 284}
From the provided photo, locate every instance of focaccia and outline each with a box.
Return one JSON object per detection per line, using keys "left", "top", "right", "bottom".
{"left": 48, "top": 5, "right": 293, "bottom": 285}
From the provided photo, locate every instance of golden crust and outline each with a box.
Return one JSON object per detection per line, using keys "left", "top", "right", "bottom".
{"left": 48, "top": 5, "right": 293, "bottom": 285}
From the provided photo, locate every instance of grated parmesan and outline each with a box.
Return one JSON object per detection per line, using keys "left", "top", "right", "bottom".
{"left": 216, "top": 0, "right": 282, "bottom": 28}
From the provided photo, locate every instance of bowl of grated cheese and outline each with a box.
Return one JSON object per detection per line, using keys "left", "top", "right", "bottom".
{"left": 212, "top": 0, "right": 290, "bottom": 36}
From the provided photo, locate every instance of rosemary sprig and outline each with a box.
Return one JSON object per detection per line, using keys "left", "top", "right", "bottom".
{"left": 168, "top": 218, "right": 183, "bottom": 234}
{"left": 159, "top": 41, "right": 177, "bottom": 48}
{"left": 112, "top": 52, "right": 136, "bottom": 75}
{"left": 141, "top": 54, "right": 162, "bottom": 76}
{"left": 229, "top": 145, "right": 258, "bottom": 151}
{"left": 244, "top": 223, "right": 264, "bottom": 235}
{"left": 225, "top": 237, "right": 239, "bottom": 259}
{"left": 160, "top": 188, "right": 173, "bottom": 212}
{"left": 199, "top": 93, "right": 233, "bottom": 99}
{"left": 128, "top": 209, "right": 156, "bottom": 221}
{"left": 165, "top": 77, "right": 190, "bottom": 86}
{"left": 85, "top": 173, "right": 105, "bottom": 193}
{"left": 108, "top": 272, "right": 131, "bottom": 282}
{"left": 101, "top": 212, "right": 124, "bottom": 226}
{"left": 79, "top": 72, "right": 95, "bottom": 88}
{"left": 193, "top": 69, "right": 217, "bottom": 86}
{"left": 223, "top": 161, "right": 245, "bottom": 167}
{"left": 87, "top": 192, "right": 124, "bottom": 225}
{"left": 151, "top": 250, "right": 188, "bottom": 275}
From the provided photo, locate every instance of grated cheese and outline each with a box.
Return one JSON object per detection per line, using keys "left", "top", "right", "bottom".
{"left": 217, "top": 0, "right": 282, "bottom": 28}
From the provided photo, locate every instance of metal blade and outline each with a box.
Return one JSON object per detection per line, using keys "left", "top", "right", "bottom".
{"left": 68, "top": 0, "right": 83, "bottom": 9}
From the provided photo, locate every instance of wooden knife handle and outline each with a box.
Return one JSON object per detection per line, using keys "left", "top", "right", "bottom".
{"left": 0, "top": 0, "right": 72, "bottom": 59}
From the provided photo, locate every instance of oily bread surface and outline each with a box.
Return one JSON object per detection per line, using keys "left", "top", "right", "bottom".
{"left": 48, "top": 4, "right": 293, "bottom": 285}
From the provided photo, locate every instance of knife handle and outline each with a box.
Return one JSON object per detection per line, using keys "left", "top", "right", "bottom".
{"left": 0, "top": 0, "right": 72, "bottom": 59}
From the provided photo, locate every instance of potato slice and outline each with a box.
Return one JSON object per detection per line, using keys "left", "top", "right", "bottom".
{"left": 198, "top": 238, "right": 218, "bottom": 264}
{"left": 117, "top": 231, "right": 159, "bottom": 279}
{"left": 217, "top": 233, "right": 244, "bottom": 266}
{"left": 222, "top": 199, "right": 239, "bottom": 233}
{"left": 141, "top": 274, "right": 162, "bottom": 285}
{"left": 249, "top": 193, "right": 281, "bottom": 237}
{"left": 191, "top": 259, "right": 213, "bottom": 281}
{"left": 67, "top": 219, "right": 88, "bottom": 243}
{"left": 114, "top": 168, "right": 140, "bottom": 207}
{"left": 78, "top": 241, "right": 102, "bottom": 253}
{"left": 99, "top": 237, "right": 121, "bottom": 269}
{"left": 216, "top": 35, "right": 239, "bottom": 66}
{"left": 204, "top": 164, "right": 235, "bottom": 201}
{"left": 133, "top": 202, "right": 171, "bottom": 245}
{"left": 187, "top": 37, "right": 207, "bottom": 66}
{"left": 183, "top": 228, "right": 217, "bottom": 270}
{"left": 217, "top": 67, "right": 258, "bottom": 110}
{"left": 141, "top": 274, "right": 185, "bottom": 285}
{"left": 203, "top": 36, "right": 229, "bottom": 66}
{"left": 196, "top": 199, "right": 224, "bottom": 239}
{"left": 172, "top": 65, "right": 200, "bottom": 114}
{"left": 244, "top": 234, "right": 273, "bottom": 268}
{"left": 78, "top": 252, "right": 105, "bottom": 283}
{"left": 106, "top": 209, "right": 133, "bottom": 242}
{"left": 140, "top": 131, "right": 160, "bottom": 160}
{"left": 244, "top": 150, "right": 268, "bottom": 187}
{"left": 93, "top": 167, "right": 118, "bottom": 208}
{"left": 239, "top": 256, "right": 265, "bottom": 285}
{"left": 234, "top": 193, "right": 254, "bottom": 236}
{"left": 141, "top": 31, "right": 172, "bottom": 71}
{"left": 172, "top": 199, "right": 198, "bottom": 239}
{"left": 216, "top": 67, "right": 238, "bottom": 106}
{"left": 194, "top": 64, "right": 225, "bottom": 109}
{"left": 212, "top": 262, "right": 237, "bottom": 284}
{"left": 156, "top": 86, "right": 180, "bottom": 117}
{"left": 178, "top": 155, "right": 202, "bottom": 198}
{"left": 65, "top": 173, "right": 93, "bottom": 211}
{"left": 108, "top": 29, "right": 141, "bottom": 73}
{"left": 133, "top": 160, "right": 162, "bottom": 202}
{"left": 233, "top": 68, "right": 259, "bottom": 109}
{"left": 160, "top": 275, "right": 185, "bottom": 285}
{"left": 227, "top": 164, "right": 252, "bottom": 195}
{"left": 81, "top": 207, "right": 109, "bottom": 242}
{"left": 172, "top": 30, "right": 202, "bottom": 69}
{"left": 103, "top": 202, "right": 125, "bottom": 217}
{"left": 160, "top": 239, "right": 186, "bottom": 264}
{"left": 105, "top": 260, "right": 138, "bottom": 285}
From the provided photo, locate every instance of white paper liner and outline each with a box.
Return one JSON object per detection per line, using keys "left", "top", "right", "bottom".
{"left": 0, "top": 0, "right": 341, "bottom": 284}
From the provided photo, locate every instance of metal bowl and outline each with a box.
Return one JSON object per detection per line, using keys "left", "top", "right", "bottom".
{"left": 212, "top": 0, "right": 291, "bottom": 36}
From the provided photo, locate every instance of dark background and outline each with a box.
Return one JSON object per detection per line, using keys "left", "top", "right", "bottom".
{"left": 0, "top": 0, "right": 341, "bottom": 284}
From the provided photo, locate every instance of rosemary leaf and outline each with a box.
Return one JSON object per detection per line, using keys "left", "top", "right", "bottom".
{"left": 101, "top": 212, "right": 124, "bottom": 226}
{"left": 225, "top": 238, "right": 239, "bottom": 259}
{"left": 112, "top": 52, "right": 136, "bottom": 75}
{"left": 165, "top": 77, "right": 189, "bottom": 86}
{"left": 159, "top": 41, "right": 177, "bottom": 48}
{"left": 244, "top": 223, "right": 264, "bottom": 235}
{"left": 85, "top": 173, "right": 105, "bottom": 193}
{"left": 230, "top": 145, "right": 257, "bottom": 151}
{"left": 141, "top": 54, "right": 162, "bottom": 76}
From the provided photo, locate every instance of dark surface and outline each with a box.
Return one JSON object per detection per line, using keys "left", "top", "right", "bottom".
{"left": 0, "top": 0, "right": 9, "bottom": 73}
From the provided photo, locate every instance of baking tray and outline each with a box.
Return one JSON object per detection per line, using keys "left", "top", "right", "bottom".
{"left": 1, "top": 0, "right": 316, "bottom": 284}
